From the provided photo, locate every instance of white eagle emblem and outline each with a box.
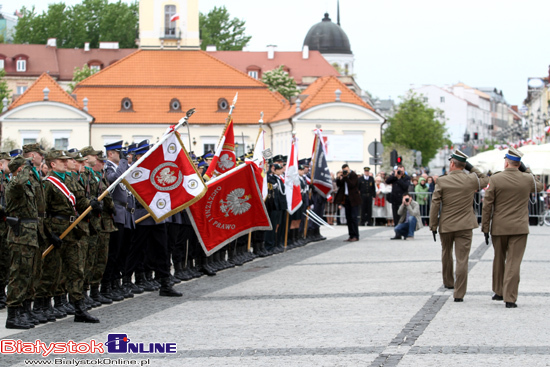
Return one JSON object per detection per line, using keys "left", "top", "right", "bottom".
{"left": 156, "top": 167, "right": 177, "bottom": 186}
{"left": 218, "top": 153, "right": 234, "bottom": 170}
{"left": 219, "top": 188, "right": 251, "bottom": 217}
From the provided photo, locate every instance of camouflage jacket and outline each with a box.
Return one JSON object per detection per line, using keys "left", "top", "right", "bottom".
{"left": 5, "top": 166, "right": 39, "bottom": 247}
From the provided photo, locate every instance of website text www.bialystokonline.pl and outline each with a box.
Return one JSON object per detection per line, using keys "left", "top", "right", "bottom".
{"left": 23, "top": 358, "right": 151, "bottom": 366}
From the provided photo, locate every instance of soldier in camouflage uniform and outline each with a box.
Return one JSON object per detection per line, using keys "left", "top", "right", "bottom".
{"left": 0, "top": 152, "right": 11, "bottom": 310}
{"left": 44, "top": 150, "right": 102, "bottom": 323}
{"left": 89, "top": 150, "right": 117, "bottom": 303}
{"left": 5, "top": 156, "right": 41, "bottom": 329}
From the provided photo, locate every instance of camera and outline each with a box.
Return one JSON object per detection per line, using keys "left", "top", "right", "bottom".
{"left": 342, "top": 170, "right": 348, "bottom": 176}
{"left": 405, "top": 198, "right": 410, "bottom": 203}
{"left": 397, "top": 169, "right": 402, "bottom": 175}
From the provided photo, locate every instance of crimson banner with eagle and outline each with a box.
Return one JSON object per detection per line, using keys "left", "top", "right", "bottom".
{"left": 123, "top": 131, "right": 207, "bottom": 222}
{"left": 187, "top": 162, "right": 272, "bottom": 256}
{"left": 204, "top": 118, "right": 236, "bottom": 180}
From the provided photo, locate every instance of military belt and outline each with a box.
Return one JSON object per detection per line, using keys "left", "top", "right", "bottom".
{"left": 50, "top": 214, "right": 76, "bottom": 223}
{"left": 19, "top": 218, "right": 38, "bottom": 223}
{"left": 113, "top": 200, "right": 128, "bottom": 208}
{"left": 37, "top": 212, "right": 47, "bottom": 219}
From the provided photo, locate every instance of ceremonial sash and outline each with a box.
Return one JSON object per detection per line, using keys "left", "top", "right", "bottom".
{"left": 46, "top": 176, "right": 76, "bottom": 207}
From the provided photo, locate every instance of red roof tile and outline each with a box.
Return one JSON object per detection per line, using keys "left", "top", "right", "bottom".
{"left": 9, "top": 72, "right": 81, "bottom": 110}
{"left": 272, "top": 76, "right": 373, "bottom": 121}
{"left": 207, "top": 50, "right": 340, "bottom": 84}
{"left": 74, "top": 50, "right": 287, "bottom": 124}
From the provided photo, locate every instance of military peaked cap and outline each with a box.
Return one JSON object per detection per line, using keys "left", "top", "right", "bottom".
{"left": 9, "top": 149, "right": 22, "bottom": 157}
{"left": 104, "top": 140, "right": 123, "bottom": 151}
{"left": 80, "top": 146, "right": 102, "bottom": 156}
{"left": 8, "top": 155, "right": 28, "bottom": 172}
{"left": 505, "top": 147, "right": 523, "bottom": 162}
{"left": 449, "top": 149, "right": 468, "bottom": 162}
{"left": 23, "top": 143, "right": 46, "bottom": 155}
{"left": 46, "top": 150, "right": 70, "bottom": 160}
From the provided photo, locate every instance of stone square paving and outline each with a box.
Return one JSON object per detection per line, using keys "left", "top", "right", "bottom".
{"left": 0, "top": 224, "right": 549, "bottom": 366}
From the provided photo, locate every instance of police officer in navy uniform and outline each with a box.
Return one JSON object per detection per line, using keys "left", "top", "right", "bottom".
{"left": 264, "top": 163, "right": 286, "bottom": 253}
{"left": 101, "top": 140, "right": 130, "bottom": 301}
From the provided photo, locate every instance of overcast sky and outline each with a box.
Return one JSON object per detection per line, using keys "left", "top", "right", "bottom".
{"left": 6, "top": 0, "right": 550, "bottom": 106}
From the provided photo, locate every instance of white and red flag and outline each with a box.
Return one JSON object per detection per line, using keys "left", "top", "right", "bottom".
{"left": 123, "top": 130, "right": 207, "bottom": 222}
{"left": 170, "top": 13, "right": 180, "bottom": 22}
{"left": 187, "top": 162, "right": 272, "bottom": 256}
{"left": 204, "top": 118, "right": 236, "bottom": 180}
{"left": 285, "top": 135, "right": 302, "bottom": 214}
{"left": 246, "top": 128, "right": 268, "bottom": 199}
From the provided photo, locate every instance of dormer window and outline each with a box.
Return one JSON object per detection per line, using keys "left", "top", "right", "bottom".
{"left": 246, "top": 65, "right": 261, "bottom": 80}
{"left": 169, "top": 98, "right": 181, "bottom": 112}
{"left": 16, "top": 60, "right": 26, "bottom": 72}
{"left": 120, "top": 98, "right": 134, "bottom": 112}
{"left": 217, "top": 98, "right": 229, "bottom": 111}
{"left": 248, "top": 71, "right": 258, "bottom": 79}
{"left": 0, "top": 59, "right": 4, "bottom": 70}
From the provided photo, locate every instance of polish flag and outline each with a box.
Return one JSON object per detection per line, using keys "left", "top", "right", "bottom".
{"left": 285, "top": 135, "right": 302, "bottom": 215}
{"left": 204, "top": 118, "right": 236, "bottom": 180}
{"left": 170, "top": 13, "right": 180, "bottom": 22}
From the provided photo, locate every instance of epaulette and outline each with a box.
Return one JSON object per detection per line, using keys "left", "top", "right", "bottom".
{"left": 491, "top": 171, "right": 501, "bottom": 176}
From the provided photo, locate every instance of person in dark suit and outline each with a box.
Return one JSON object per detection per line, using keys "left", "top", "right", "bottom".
{"left": 358, "top": 167, "right": 376, "bottom": 226}
{"left": 335, "top": 164, "right": 361, "bottom": 242}
{"left": 385, "top": 164, "right": 410, "bottom": 226}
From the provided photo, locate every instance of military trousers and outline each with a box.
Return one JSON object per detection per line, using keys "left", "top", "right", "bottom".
{"left": 440, "top": 229, "right": 472, "bottom": 299}
{"left": 59, "top": 238, "right": 86, "bottom": 302}
{"left": 0, "top": 223, "right": 10, "bottom": 287}
{"left": 84, "top": 234, "right": 99, "bottom": 286}
{"left": 36, "top": 247, "right": 62, "bottom": 298}
{"left": 91, "top": 232, "right": 110, "bottom": 287}
{"left": 6, "top": 242, "right": 37, "bottom": 308}
{"left": 492, "top": 234, "right": 528, "bottom": 303}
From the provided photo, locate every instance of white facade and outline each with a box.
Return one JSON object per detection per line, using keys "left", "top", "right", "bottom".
{"left": 322, "top": 53, "right": 355, "bottom": 76}
{"left": 0, "top": 101, "right": 92, "bottom": 150}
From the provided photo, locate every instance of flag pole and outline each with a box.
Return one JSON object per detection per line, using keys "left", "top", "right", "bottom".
{"left": 284, "top": 211, "right": 290, "bottom": 250}
{"left": 247, "top": 232, "right": 252, "bottom": 253}
{"left": 42, "top": 108, "right": 196, "bottom": 258}
{"left": 304, "top": 129, "right": 320, "bottom": 239}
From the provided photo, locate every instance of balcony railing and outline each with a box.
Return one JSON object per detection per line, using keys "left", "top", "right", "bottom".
{"left": 160, "top": 27, "right": 181, "bottom": 40}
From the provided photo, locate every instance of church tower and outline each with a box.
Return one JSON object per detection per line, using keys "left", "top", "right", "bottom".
{"left": 138, "top": 0, "right": 200, "bottom": 50}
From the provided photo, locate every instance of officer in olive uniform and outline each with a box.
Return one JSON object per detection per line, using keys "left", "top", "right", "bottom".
{"left": 5, "top": 156, "right": 40, "bottom": 329}
{"left": 429, "top": 149, "right": 489, "bottom": 302}
{"left": 0, "top": 152, "right": 11, "bottom": 310}
{"left": 481, "top": 147, "right": 542, "bottom": 308}
{"left": 44, "top": 150, "right": 102, "bottom": 323}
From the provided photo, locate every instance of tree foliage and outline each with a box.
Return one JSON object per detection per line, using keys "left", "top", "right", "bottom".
{"left": 261, "top": 65, "right": 300, "bottom": 102}
{"left": 383, "top": 91, "right": 449, "bottom": 166}
{"left": 0, "top": 69, "right": 11, "bottom": 112}
{"left": 199, "top": 6, "right": 251, "bottom": 51}
{"left": 68, "top": 64, "right": 98, "bottom": 93}
{"left": 13, "top": 1, "right": 138, "bottom": 49}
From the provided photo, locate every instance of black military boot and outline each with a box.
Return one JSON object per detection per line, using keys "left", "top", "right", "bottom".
{"left": 74, "top": 299, "right": 100, "bottom": 323}
{"left": 145, "top": 271, "right": 160, "bottom": 289}
{"left": 173, "top": 262, "right": 185, "bottom": 281}
{"left": 28, "top": 299, "right": 48, "bottom": 324}
{"left": 22, "top": 300, "right": 40, "bottom": 325}
{"left": 113, "top": 279, "right": 133, "bottom": 299}
{"left": 317, "top": 228, "right": 327, "bottom": 241}
{"left": 0, "top": 283, "right": 6, "bottom": 310}
{"left": 123, "top": 275, "right": 144, "bottom": 295}
{"left": 90, "top": 285, "right": 113, "bottom": 304}
{"left": 135, "top": 273, "right": 155, "bottom": 292}
{"left": 61, "top": 294, "right": 75, "bottom": 315}
{"left": 5, "top": 306, "right": 32, "bottom": 329}
{"left": 36, "top": 298, "right": 56, "bottom": 322}
{"left": 159, "top": 277, "right": 183, "bottom": 297}
{"left": 46, "top": 297, "right": 65, "bottom": 319}
{"left": 17, "top": 305, "right": 35, "bottom": 328}
{"left": 53, "top": 295, "right": 68, "bottom": 317}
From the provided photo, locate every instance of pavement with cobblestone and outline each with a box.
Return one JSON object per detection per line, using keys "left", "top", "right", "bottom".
{"left": 1, "top": 224, "right": 549, "bottom": 366}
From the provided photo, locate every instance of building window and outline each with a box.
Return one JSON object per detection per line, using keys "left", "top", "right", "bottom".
{"left": 235, "top": 143, "right": 245, "bottom": 157}
{"left": 23, "top": 138, "right": 37, "bottom": 145}
{"left": 440, "top": 96, "right": 445, "bottom": 103}
{"left": 54, "top": 138, "right": 69, "bottom": 150}
{"left": 248, "top": 71, "right": 258, "bottom": 79}
{"left": 90, "top": 65, "right": 101, "bottom": 72}
{"left": 16, "top": 86, "right": 27, "bottom": 95}
{"left": 217, "top": 98, "right": 229, "bottom": 111}
{"left": 164, "top": 5, "right": 176, "bottom": 37}
{"left": 120, "top": 98, "right": 134, "bottom": 112}
{"left": 169, "top": 98, "right": 181, "bottom": 112}
{"left": 203, "top": 143, "right": 215, "bottom": 154}
{"left": 0, "top": 59, "right": 4, "bottom": 70}
{"left": 16, "top": 60, "right": 26, "bottom": 72}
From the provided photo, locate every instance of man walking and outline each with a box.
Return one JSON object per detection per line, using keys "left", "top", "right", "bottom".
{"left": 429, "top": 149, "right": 488, "bottom": 302}
{"left": 358, "top": 167, "right": 375, "bottom": 226}
{"left": 482, "top": 148, "right": 541, "bottom": 308}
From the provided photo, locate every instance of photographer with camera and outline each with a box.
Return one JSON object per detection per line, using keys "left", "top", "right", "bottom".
{"left": 335, "top": 164, "right": 360, "bottom": 242}
{"left": 385, "top": 164, "right": 411, "bottom": 226}
{"left": 391, "top": 193, "right": 422, "bottom": 240}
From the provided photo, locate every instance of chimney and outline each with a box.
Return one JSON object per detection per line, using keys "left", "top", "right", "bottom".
{"left": 296, "top": 98, "right": 301, "bottom": 113}
{"left": 43, "top": 87, "right": 50, "bottom": 101}
{"left": 267, "top": 45, "right": 277, "bottom": 60}
{"left": 46, "top": 38, "right": 57, "bottom": 48}
{"left": 335, "top": 89, "right": 341, "bottom": 102}
{"left": 302, "top": 45, "right": 309, "bottom": 60}
{"left": 2, "top": 97, "right": 8, "bottom": 113}
{"left": 83, "top": 97, "right": 89, "bottom": 112}
{"left": 205, "top": 45, "right": 217, "bottom": 52}
{"left": 84, "top": 42, "right": 90, "bottom": 52}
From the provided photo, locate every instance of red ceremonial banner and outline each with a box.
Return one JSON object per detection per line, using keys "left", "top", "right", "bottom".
{"left": 187, "top": 162, "right": 272, "bottom": 256}
{"left": 123, "top": 132, "right": 207, "bottom": 222}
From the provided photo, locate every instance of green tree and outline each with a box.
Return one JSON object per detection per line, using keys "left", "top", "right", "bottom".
{"left": 0, "top": 69, "right": 11, "bottom": 112}
{"left": 68, "top": 64, "right": 98, "bottom": 93}
{"left": 14, "top": 1, "right": 138, "bottom": 49}
{"left": 261, "top": 65, "right": 300, "bottom": 102}
{"left": 383, "top": 91, "right": 449, "bottom": 166}
{"left": 199, "top": 6, "right": 251, "bottom": 51}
